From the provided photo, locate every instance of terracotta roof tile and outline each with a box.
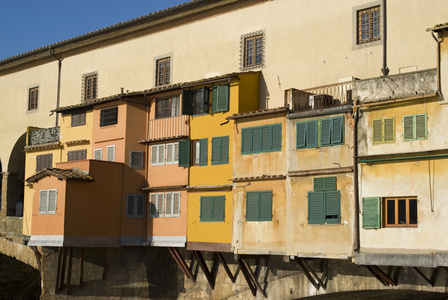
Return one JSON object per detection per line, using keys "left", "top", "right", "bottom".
{"left": 26, "top": 168, "right": 94, "bottom": 183}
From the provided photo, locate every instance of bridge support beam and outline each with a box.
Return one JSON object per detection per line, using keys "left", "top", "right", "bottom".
{"left": 295, "top": 258, "right": 326, "bottom": 290}
{"left": 192, "top": 251, "right": 215, "bottom": 290}
{"left": 167, "top": 247, "right": 195, "bottom": 281}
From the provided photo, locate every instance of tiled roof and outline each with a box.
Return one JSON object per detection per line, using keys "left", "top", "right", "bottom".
{"left": 187, "top": 184, "right": 233, "bottom": 191}
{"left": 233, "top": 175, "right": 286, "bottom": 182}
{"left": 24, "top": 142, "right": 62, "bottom": 151}
{"left": 427, "top": 23, "right": 448, "bottom": 32}
{"left": 65, "top": 139, "right": 90, "bottom": 145}
{"left": 142, "top": 185, "right": 187, "bottom": 191}
{"left": 26, "top": 168, "right": 94, "bottom": 183}
{"left": 228, "top": 107, "right": 289, "bottom": 120}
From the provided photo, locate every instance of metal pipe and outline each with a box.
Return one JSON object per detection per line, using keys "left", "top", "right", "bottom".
{"left": 360, "top": 154, "right": 448, "bottom": 164}
{"left": 49, "top": 47, "right": 62, "bottom": 127}
{"left": 381, "top": 0, "right": 389, "bottom": 76}
{"left": 431, "top": 31, "right": 441, "bottom": 93}
{"left": 353, "top": 101, "right": 360, "bottom": 253}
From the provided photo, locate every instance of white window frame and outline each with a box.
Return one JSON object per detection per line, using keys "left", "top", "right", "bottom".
{"left": 126, "top": 194, "right": 145, "bottom": 218}
{"left": 166, "top": 142, "right": 179, "bottom": 165}
{"left": 151, "top": 144, "right": 165, "bottom": 166}
{"left": 165, "top": 192, "right": 181, "bottom": 218}
{"left": 106, "top": 145, "right": 115, "bottom": 162}
{"left": 150, "top": 193, "right": 165, "bottom": 217}
{"left": 39, "top": 189, "right": 57, "bottom": 214}
{"left": 94, "top": 148, "right": 103, "bottom": 160}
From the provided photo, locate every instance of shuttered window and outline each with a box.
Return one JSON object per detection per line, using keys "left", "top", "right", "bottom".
{"left": 212, "top": 136, "right": 229, "bottom": 165}
{"left": 178, "top": 140, "right": 191, "bottom": 167}
{"left": 129, "top": 151, "right": 144, "bottom": 169}
{"left": 385, "top": 197, "right": 418, "bottom": 227}
{"left": 211, "top": 85, "right": 230, "bottom": 113}
{"left": 68, "top": 149, "right": 87, "bottom": 161}
{"left": 100, "top": 107, "right": 118, "bottom": 127}
{"left": 28, "top": 87, "right": 39, "bottom": 111}
{"left": 126, "top": 194, "right": 145, "bottom": 218}
{"left": 166, "top": 142, "right": 179, "bottom": 164}
{"left": 151, "top": 144, "right": 165, "bottom": 166}
{"left": 165, "top": 192, "right": 181, "bottom": 217}
{"left": 372, "top": 117, "right": 395, "bottom": 144}
{"left": 241, "top": 124, "right": 282, "bottom": 154}
{"left": 93, "top": 149, "right": 102, "bottom": 160}
{"left": 200, "top": 196, "right": 225, "bottom": 222}
{"left": 36, "top": 154, "right": 52, "bottom": 172}
{"left": 403, "top": 113, "right": 427, "bottom": 141}
{"left": 150, "top": 193, "right": 165, "bottom": 218}
{"left": 362, "top": 197, "right": 381, "bottom": 229}
{"left": 297, "top": 116, "right": 344, "bottom": 149}
{"left": 39, "top": 189, "right": 57, "bottom": 214}
{"left": 246, "top": 191, "right": 273, "bottom": 221}
{"left": 308, "top": 177, "right": 340, "bottom": 225}
{"left": 71, "top": 112, "right": 86, "bottom": 127}
{"left": 192, "top": 139, "right": 208, "bottom": 166}
{"left": 106, "top": 145, "right": 115, "bottom": 162}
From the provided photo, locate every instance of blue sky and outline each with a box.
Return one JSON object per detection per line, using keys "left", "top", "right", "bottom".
{"left": 0, "top": 0, "right": 190, "bottom": 61}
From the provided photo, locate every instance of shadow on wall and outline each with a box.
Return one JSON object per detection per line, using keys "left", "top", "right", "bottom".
{"left": 5, "top": 133, "right": 26, "bottom": 216}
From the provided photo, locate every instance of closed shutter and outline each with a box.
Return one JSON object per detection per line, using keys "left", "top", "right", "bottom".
{"left": 151, "top": 146, "right": 158, "bottom": 165}
{"left": 166, "top": 144, "right": 174, "bottom": 163}
{"left": 363, "top": 197, "right": 381, "bottom": 229}
{"left": 158, "top": 145, "right": 165, "bottom": 164}
{"left": 307, "top": 120, "right": 318, "bottom": 148}
{"left": 199, "top": 138, "right": 208, "bottom": 166}
{"left": 36, "top": 154, "right": 52, "bottom": 172}
{"left": 39, "top": 190, "right": 48, "bottom": 214}
{"left": 107, "top": 146, "right": 115, "bottom": 162}
{"left": 136, "top": 195, "right": 145, "bottom": 218}
{"left": 372, "top": 119, "right": 383, "bottom": 143}
{"left": 150, "top": 194, "right": 163, "bottom": 217}
{"left": 242, "top": 129, "right": 251, "bottom": 154}
{"left": 130, "top": 151, "right": 144, "bottom": 169}
{"left": 94, "top": 149, "right": 102, "bottom": 160}
{"left": 308, "top": 191, "right": 323, "bottom": 224}
{"left": 126, "top": 195, "right": 135, "bottom": 217}
{"left": 48, "top": 190, "right": 57, "bottom": 213}
{"left": 212, "top": 85, "right": 229, "bottom": 113}
{"left": 314, "top": 177, "right": 325, "bottom": 191}
{"left": 200, "top": 197, "right": 212, "bottom": 221}
{"left": 173, "top": 193, "right": 180, "bottom": 217}
{"left": 221, "top": 136, "right": 229, "bottom": 164}
{"left": 320, "top": 118, "right": 332, "bottom": 146}
{"left": 157, "top": 194, "right": 164, "bottom": 217}
{"left": 261, "top": 126, "right": 272, "bottom": 151}
{"left": 166, "top": 193, "right": 173, "bottom": 216}
{"left": 178, "top": 140, "right": 190, "bottom": 167}
{"left": 246, "top": 192, "right": 259, "bottom": 221}
{"left": 331, "top": 116, "right": 343, "bottom": 145}
{"left": 252, "top": 127, "right": 262, "bottom": 153}
{"left": 212, "top": 137, "right": 221, "bottom": 165}
{"left": 384, "top": 118, "right": 395, "bottom": 142}
{"left": 296, "top": 122, "right": 306, "bottom": 148}
{"left": 259, "top": 191, "right": 273, "bottom": 221}
{"left": 71, "top": 112, "right": 86, "bottom": 127}
{"left": 415, "top": 113, "right": 427, "bottom": 139}
{"left": 314, "top": 177, "right": 336, "bottom": 191}
{"left": 213, "top": 196, "right": 225, "bottom": 221}
{"left": 181, "top": 90, "right": 192, "bottom": 115}
{"left": 324, "top": 190, "right": 340, "bottom": 224}
{"left": 403, "top": 115, "right": 415, "bottom": 140}
{"left": 271, "top": 124, "right": 282, "bottom": 151}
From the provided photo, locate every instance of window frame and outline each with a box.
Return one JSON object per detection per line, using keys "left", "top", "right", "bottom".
{"left": 67, "top": 149, "right": 87, "bottom": 162}
{"left": 357, "top": 5, "right": 381, "bottom": 45}
{"left": 100, "top": 106, "right": 118, "bottom": 127}
{"left": 28, "top": 86, "right": 39, "bottom": 111}
{"left": 241, "top": 124, "right": 282, "bottom": 154}
{"left": 71, "top": 111, "right": 86, "bottom": 127}
{"left": 126, "top": 194, "right": 145, "bottom": 218}
{"left": 39, "top": 189, "right": 57, "bottom": 214}
{"left": 241, "top": 31, "right": 265, "bottom": 70}
{"left": 166, "top": 142, "right": 179, "bottom": 165}
{"left": 36, "top": 154, "right": 53, "bottom": 172}
{"left": 151, "top": 144, "right": 165, "bottom": 166}
{"left": 211, "top": 136, "right": 229, "bottom": 165}
{"left": 150, "top": 193, "right": 165, "bottom": 218}
{"left": 372, "top": 117, "right": 395, "bottom": 144}
{"left": 83, "top": 72, "right": 98, "bottom": 101}
{"left": 384, "top": 197, "right": 418, "bottom": 228}
{"left": 155, "top": 56, "right": 171, "bottom": 86}
{"left": 165, "top": 192, "right": 181, "bottom": 218}
{"left": 352, "top": 1, "right": 383, "bottom": 49}
{"left": 129, "top": 151, "right": 144, "bottom": 169}
{"left": 106, "top": 145, "right": 115, "bottom": 162}
{"left": 200, "top": 195, "right": 225, "bottom": 222}
{"left": 155, "top": 95, "right": 180, "bottom": 119}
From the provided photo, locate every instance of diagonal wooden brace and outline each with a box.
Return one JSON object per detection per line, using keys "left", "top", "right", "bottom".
{"left": 167, "top": 247, "right": 195, "bottom": 281}
{"left": 217, "top": 252, "right": 236, "bottom": 283}
{"left": 238, "top": 258, "right": 257, "bottom": 296}
{"left": 295, "top": 258, "right": 323, "bottom": 290}
{"left": 410, "top": 267, "right": 434, "bottom": 287}
{"left": 192, "top": 251, "right": 215, "bottom": 289}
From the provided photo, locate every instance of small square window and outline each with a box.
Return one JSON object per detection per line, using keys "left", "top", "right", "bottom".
{"left": 67, "top": 149, "right": 87, "bottom": 161}
{"left": 36, "top": 154, "right": 52, "bottom": 172}
{"left": 155, "top": 96, "right": 180, "bottom": 119}
{"left": 357, "top": 6, "right": 381, "bottom": 45}
{"left": 83, "top": 73, "right": 98, "bottom": 101}
{"left": 155, "top": 57, "right": 171, "bottom": 86}
{"left": 100, "top": 107, "right": 118, "bottom": 127}
{"left": 71, "top": 112, "right": 86, "bottom": 127}
{"left": 384, "top": 197, "right": 417, "bottom": 227}
{"left": 28, "top": 87, "right": 39, "bottom": 111}
{"left": 241, "top": 31, "right": 265, "bottom": 70}
{"left": 126, "top": 194, "right": 145, "bottom": 218}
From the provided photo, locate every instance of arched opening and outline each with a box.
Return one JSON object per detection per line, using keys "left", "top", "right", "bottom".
{"left": 5, "top": 133, "right": 26, "bottom": 217}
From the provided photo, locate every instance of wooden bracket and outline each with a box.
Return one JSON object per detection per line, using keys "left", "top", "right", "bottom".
{"left": 295, "top": 258, "right": 326, "bottom": 290}
{"left": 410, "top": 267, "right": 434, "bottom": 287}
{"left": 167, "top": 247, "right": 195, "bottom": 282}
{"left": 238, "top": 258, "right": 267, "bottom": 298}
{"left": 364, "top": 265, "right": 397, "bottom": 286}
{"left": 217, "top": 252, "right": 236, "bottom": 283}
{"left": 192, "top": 251, "right": 215, "bottom": 289}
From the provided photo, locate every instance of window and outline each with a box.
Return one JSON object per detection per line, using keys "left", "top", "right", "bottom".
{"left": 71, "top": 112, "right": 86, "bottom": 127}
{"left": 39, "top": 189, "right": 57, "bottom": 214}
{"left": 150, "top": 193, "right": 165, "bottom": 217}
{"left": 67, "top": 149, "right": 87, "bottom": 161}
{"left": 106, "top": 145, "right": 115, "bottom": 162}
{"left": 373, "top": 117, "right": 395, "bottom": 143}
{"left": 246, "top": 191, "right": 272, "bottom": 221}
{"left": 156, "top": 96, "right": 180, "bottom": 119}
{"left": 155, "top": 57, "right": 171, "bottom": 86}
{"left": 296, "top": 116, "right": 344, "bottom": 149}
{"left": 212, "top": 136, "right": 229, "bottom": 165}
{"left": 200, "top": 196, "right": 225, "bottom": 222}
{"left": 385, "top": 197, "right": 417, "bottom": 227}
{"left": 28, "top": 87, "right": 39, "bottom": 111}
{"left": 241, "top": 124, "right": 282, "bottom": 154}
{"left": 126, "top": 194, "right": 145, "bottom": 218}
{"left": 308, "top": 177, "right": 340, "bottom": 225}
{"left": 94, "top": 149, "right": 102, "bottom": 160}
{"left": 211, "top": 85, "right": 229, "bottom": 113}
{"left": 83, "top": 73, "right": 98, "bottom": 101}
{"left": 129, "top": 151, "right": 144, "bottom": 169}
{"left": 357, "top": 6, "right": 381, "bottom": 45}
{"left": 403, "top": 113, "right": 427, "bottom": 141}
{"left": 182, "top": 87, "right": 209, "bottom": 116}
{"left": 241, "top": 31, "right": 265, "bottom": 70}
{"left": 362, "top": 197, "right": 381, "bottom": 229}
{"left": 151, "top": 144, "right": 165, "bottom": 166}
{"left": 36, "top": 154, "right": 52, "bottom": 172}
{"left": 165, "top": 192, "right": 181, "bottom": 217}
{"left": 100, "top": 107, "right": 118, "bottom": 127}
{"left": 166, "top": 142, "right": 179, "bottom": 164}
{"left": 193, "top": 139, "right": 208, "bottom": 166}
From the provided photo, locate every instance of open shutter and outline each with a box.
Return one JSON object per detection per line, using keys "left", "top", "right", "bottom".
{"left": 320, "top": 118, "right": 332, "bottom": 146}
{"left": 261, "top": 126, "right": 272, "bottom": 151}
{"left": 202, "top": 86, "right": 209, "bottom": 114}
{"left": 415, "top": 113, "right": 427, "bottom": 139}
{"left": 200, "top": 197, "right": 212, "bottom": 221}
{"left": 39, "top": 190, "right": 48, "bottom": 214}
{"left": 363, "top": 197, "right": 381, "bottom": 229}
{"left": 242, "top": 128, "right": 251, "bottom": 154}
{"left": 307, "top": 120, "right": 318, "bottom": 148}
{"left": 384, "top": 118, "right": 395, "bottom": 142}
{"left": 308, "top": 191, "right": 323, "bottom": 224}
{"left": 324, "top": 190, "right": 340, "bottom": 224}
{"left": 212, "top": 86, "right": 218, "bottom": 113}
{"left": 213, "top": 196, "right": 225, "bottom": 221}
{"left": 259, "top": 191, "right": 273, "bottom": 221}
{"left": 372, "top": 119, "right": 383, "bottom": 143}
{"left": 211, "top": 137, "right": 221, "bottom": 165}
{"left": 271, "top": 124, "right": 282, "bottom": 151}
{"left": 136, "top": 195, "right": 145, "bottom": 218}
{"left": 173, "top": 193, "right": 180, "bottom": 217}
{"left": 403, "top": 115, "right": 415, "bottom": 140}
{"left": 166, "top": 193, "right": 173, "bottom": 217}
{"left": 217, "top": 85, "right": 229, "bottom": 112}
{"left": 246, "top": 192, "right": 259, "bottom": 221}
{"left": 199, "top": 138, "right": 208, "bottom": 166}
{"left": 331, "top": 116, "right": 343, "bottom": 145}
{"left": 181, "top": 90, "right": 192, "bottom": 115}
{"left": 296, "top": 122, "right": 306, "bottom": 149}
{"left": 178, "top": 140, "right": 190, "bottom": 167}
{"left": 126, "top": 195, "right": 134, "bottom": 217}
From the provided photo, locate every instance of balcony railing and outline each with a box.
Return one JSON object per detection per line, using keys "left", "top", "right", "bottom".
{"left": 28, "top": 127, "right": 60, "bottom": 146}
{"left": 148, "top": 115, "right": 189, "bottom": 140}
{"left": 285, "top": 81, "right": 352, "bottom": 112}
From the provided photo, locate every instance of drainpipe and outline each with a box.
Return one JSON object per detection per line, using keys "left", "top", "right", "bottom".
{"left": 353, "top": 100, "right": 360, "bottom": 253}
{"left": 381, "top": 0, "right": 389, "bottom": 77}
{"left": 49, "top": 47, "right": 62, "bottom": 127}
{"left": 143, "top": 93, "right": 151, "bottom": 245}
{"left": 430, "top": 31, "right": 442, "bottom": 94}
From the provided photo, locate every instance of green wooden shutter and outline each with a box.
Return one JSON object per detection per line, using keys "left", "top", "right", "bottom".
{"left": 324, "top": 190, "right": 340, "bottom": 224}
{"left": 372, "top": 119, "right": 383, "bottom": 143}
{"left": 246, "top": 192, "right": 259, "bottom": 221}
{"left": 271, "top": 124, "right": 282, "bottom": 151}
{"left": 261, "top": 126, "right": 272, "bottom": 151}
{"left": 211, "top": 85, "right": 230, "bottom": 113}
{"left": 181, "top": 90, "right": 192, "bottom": 115}
{"left": 252, "top": 127, "right": 262, "bottom": 153}
{"left": 324, "top": 177, "right": 337, "bottom": 191}
{"left": 242, "top": 128, "right": 251, "bottom": 154}
{"left": 211, "top": 137, "right": 221, "bottom": 165}
{"left": 200, "top": 197, "right": 212, "bottom": 221}
{"left": 308, "top": 191, "right": 323, "bottom": 224}
{"left": 331, "top": 116, "right": 344, "bottom": 145}
{"left": 211, "top": 86, "right": 218, "bottom": 113}
{"left": 213, "top": 196, "right": 225, "bottom": 221}
{"left": 320, "top": 118, "right": 332, "bottom": 146}
{"left": 296, "top": 122, "right": 306, "bottom": 149}
{"left": 403, "top": 115, "right": 415, "bottom": 141}
{"left": 178, "top": 140, "right": 190, "bottom": 167}
{"left": 415, "top": 113, "right": 427, "bottom": 140}
{"left": 259, "top": 191, "right": 273, "bottom": 221}
{"left": 362, "top": 197, "right": 381, "bottom": 229}
{"left": 199, "top": 138, "right": 208, "bottom": 166}
{"left": 221, "top": 136, "right": 229, "bottom": 164}
{"left": 308, "top": 120, "right": 318, "bottom": 148}
{"left": 384, "top": 117, "right": 395, "bottom": 142}
{"left": 314, "top": 177, "right": 326, "bottom": 191}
